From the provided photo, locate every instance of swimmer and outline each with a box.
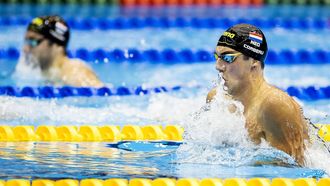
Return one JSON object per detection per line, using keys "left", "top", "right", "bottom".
{"left": 17, "top": 15, "right": 103, "bottom": 87}
{"left": 207, "top": 24, "right": 309, "bottom": 166}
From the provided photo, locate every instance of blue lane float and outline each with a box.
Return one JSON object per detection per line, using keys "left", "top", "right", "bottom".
{"left": 286, "top": 86, "right": 330, "bottom": 101}
{"left": 0, "top": 16, "right": 329, "bottom": 30}
{"left": 0, "top": 85, "right": 329, "bottom": 100}
{"left": 0, "top": 85, "right": 182, "bottom": 98}
{"left": 1, "top": 48, "right": 330, "bottom": 64}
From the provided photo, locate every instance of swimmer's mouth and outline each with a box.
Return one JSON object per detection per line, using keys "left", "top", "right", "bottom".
{"left": 223, "top": 78, "right": 228, "bottom": 86}
{"left": 218, "top": 73, "right": 226, "bottom": 80}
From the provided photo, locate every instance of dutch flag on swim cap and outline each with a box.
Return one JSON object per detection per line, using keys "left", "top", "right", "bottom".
{"left": 249, "top": 31, "right": 263, "bottom": 44}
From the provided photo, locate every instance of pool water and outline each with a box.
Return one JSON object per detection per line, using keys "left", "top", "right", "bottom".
{"left": 1, "top": 27, "right": 330, "bottom": 50}
{"left": 0, "top": 142, "right": 326, "bottom": 180}
{"left": 0, "top": 4, "right": 330, "bottom": 180}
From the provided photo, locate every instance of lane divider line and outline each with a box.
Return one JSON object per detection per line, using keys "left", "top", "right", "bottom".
{"left": 0, "top": 124, "right": 329, "bottom": 142}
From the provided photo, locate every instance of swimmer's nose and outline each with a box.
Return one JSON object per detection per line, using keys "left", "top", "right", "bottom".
{"left": 216, "top": 60, "right": 225, "bottom": 73}
{"left": 23, "top": 45, "right": 31, "bottom": 53}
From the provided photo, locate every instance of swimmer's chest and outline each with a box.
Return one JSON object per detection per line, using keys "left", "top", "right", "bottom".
{"left": 45, "top": 68, "right": 62, "bottom": 83}
{"left": 244, "top": 103, "right": 265, "bottom": 143}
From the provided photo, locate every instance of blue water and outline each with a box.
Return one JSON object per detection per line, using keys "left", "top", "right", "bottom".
{"left": 1, "top": 27, "right": 329, "bottom": 50}
{"left": 0, "top": 142, "right": 326, "bottom": 179}
{"left": 2, "top": 60, "right": 330, "bottom": 89}
{"left": 0, "top": 4, "right": 330, "bottom": 179}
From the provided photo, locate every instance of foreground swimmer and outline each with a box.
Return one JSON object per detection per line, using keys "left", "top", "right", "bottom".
{"left": 17, "top": 15, "right": 103, "bottom": 87}
{"left": 207, "top": 24, "right": 309, "bottom": 166}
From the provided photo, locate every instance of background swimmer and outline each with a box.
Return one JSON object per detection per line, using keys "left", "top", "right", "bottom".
{"left": 16, "top": 15, "right": 103, "bottom": 87}
{"left": 207, "top": 23, "right": 309, "bottom": 166}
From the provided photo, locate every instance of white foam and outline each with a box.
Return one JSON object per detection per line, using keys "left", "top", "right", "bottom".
{"left": 0, "top": 79, "right": 329, "bottom": 174}
{"left": 0, "top": 92, "right": 204, "bottom": 125}
{"left": 305, "top": 143, "right": 330, "bottom": 175}
{"left": 12, "top": 53, "right": 44, "bottom": 86}
{"left": 175, "top": 84, "right": 263, "bottom": 167}
{"left": 0, "top": 96, "right": 108, "bottom": 124}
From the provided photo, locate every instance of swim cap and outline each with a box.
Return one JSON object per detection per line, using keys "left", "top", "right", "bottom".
{"left": 27, "top": 15, "right": 70, "bottom": 47}
{"left": 217, "top": 23, "right": 268, "bottom": 62}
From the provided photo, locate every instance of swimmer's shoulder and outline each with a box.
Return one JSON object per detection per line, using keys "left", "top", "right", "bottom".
{"left": 207, "top": 87, "right": 233, "bottom": 103}
{"left": 62, "top": 58, "right": 103, "bottom": 87}
{"left": 263, "top": 85, "right": 300, "bottom": 106}
{"left": 62, "top": 58, "right": 96, "bottom": 76}
{"left": 65, "top": 58, "right": 91, "bottom": 69}
{"left": 206, "top": 88, "right": 217, "bottom": 103}
{"left": 260, "top": 85, "right": 303, "bottom": 123}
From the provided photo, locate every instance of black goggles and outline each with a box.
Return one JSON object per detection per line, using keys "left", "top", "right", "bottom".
{"left": 24, "top": 38, "right": 45, "bottom": 48}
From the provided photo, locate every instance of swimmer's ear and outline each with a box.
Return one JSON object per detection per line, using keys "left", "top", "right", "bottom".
{"left": 251, "top": 59, "right": 260, "bottom": 71}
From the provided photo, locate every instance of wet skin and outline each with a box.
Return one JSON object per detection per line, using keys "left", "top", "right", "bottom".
{"left": 22, "top": 31, "right": 103, "bottom": 87}
{"left": 207, "top": 46, "right": 309, "bottom": 166}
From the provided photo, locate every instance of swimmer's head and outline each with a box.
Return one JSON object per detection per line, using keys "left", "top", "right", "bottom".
{"left": 27, "top": 15, "right": 70, "bottom": 48}
{"left": 22, "top": 16, "right": 70, "bottom": 70}
{"left": 217, "top": 23, "right": 268, "bottom": 69}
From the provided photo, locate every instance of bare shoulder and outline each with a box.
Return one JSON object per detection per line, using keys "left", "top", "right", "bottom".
{"left": 64, "top": 59, "right": 91, "bottom": 70}
{"left": 206, "top": 88, "right": 217, "bottom": 103}
{"left": 62, "top": 59, "right": 98, "bottom": 77}
{"left": 263, "top": 86, "right": 299, "bottom": 110}
{"left": 261, "top": 86, "right": 302, "bottom": 124}
{"left": 259, "top": 85, "right": 308, "bottom": 166}
{"left": 61, "top": 59, "right": 103, "bottom": 87}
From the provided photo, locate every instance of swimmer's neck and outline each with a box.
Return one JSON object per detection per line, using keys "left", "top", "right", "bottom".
{"left": 45, "top": 54, "right": 68, "bottom": 72}
{"left": 234, "top": 76, "right": 268, "bottom": 109}
{"left": 52, "top": 54, "right": 68, "bottom": 69}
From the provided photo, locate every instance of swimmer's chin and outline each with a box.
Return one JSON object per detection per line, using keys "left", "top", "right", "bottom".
{"left": 21, "top": 54, "right": 39, "bottom": 68}
{"left": 221, "top": 77, "right": 229, "bottom": 87}
{"left": 223, "top": 84, "right": 229, "bottom": 92}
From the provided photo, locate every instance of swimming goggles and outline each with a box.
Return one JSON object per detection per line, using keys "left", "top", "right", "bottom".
{"left": 24, "top": 38, "right": 45, "bottom": 48}
{"left": 214, "top": 52, "right": 242, "bottom": 63}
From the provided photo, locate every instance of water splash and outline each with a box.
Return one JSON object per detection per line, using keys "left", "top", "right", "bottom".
{"left": 12, "top": 53, "right": 44, "bottom": 86}
{"left": 175, "top": 82, "right": 273, "bottom": 167}
{"left": 174, "top": 77, "right": 303, "bottom": 168}
{"left": 0, "top": 77, "right": 328, "bottom": 175}
{"left": 304, "top": 122, "right": 330, "bottom": 175}
{"left": 305, "top": 143, "right": 330, "bottom": 176}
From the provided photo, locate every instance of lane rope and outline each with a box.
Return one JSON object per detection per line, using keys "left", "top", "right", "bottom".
{"left": 0, "top": 16, "right": 329, "bottom": 30}
{"left": 0, "top": 85, "right": 330, "bottom": 100}
{"left": 0, "top": 124, "right": 329, "bottom": 142}
{"left": 1, "top": 178, "right": 330, "bottom": 186}
{"left": 1, "top": 48, "right": 330, "bottom": 64}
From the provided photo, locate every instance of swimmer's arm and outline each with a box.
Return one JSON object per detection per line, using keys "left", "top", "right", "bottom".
{"left": 63, "top": 62, "right": 104, "bottom": 88}
{"left": 206, "top": 88, "right": 233, "bottom": 103}
{"left": 261, "top": 99, "right": 305, "bottom": 166}
{"left": 206, "top": 88, "right": 237, "bottom": 113}
{"left": 206, "top": 88, "right": 217, "bottom": 103}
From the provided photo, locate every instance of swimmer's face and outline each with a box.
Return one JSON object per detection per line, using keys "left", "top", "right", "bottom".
{"left": 215, "top": 46, "right": 253, "bottom": 96}
{"left": 23, "top": 31, "right": 53, "bottom": 70}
